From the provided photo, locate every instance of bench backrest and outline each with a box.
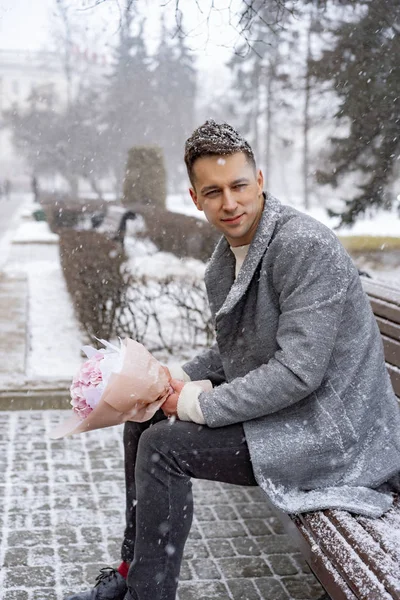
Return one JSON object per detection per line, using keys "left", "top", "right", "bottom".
{"left": 94, "top": 205, "right": 128, "bottom": 233}
{"left": 362, "top": 278, "right": 400, "bottom": 401}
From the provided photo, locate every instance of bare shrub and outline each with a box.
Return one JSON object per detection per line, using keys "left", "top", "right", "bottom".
{"left": 115, "top": 273, "right": 215, "bottom": 358}
{"left": 43, "top": 204, "right": 84, "bottom": 233}
{"left": 59, "top": 228, "right": 214, "bottom": 357}
{"left": 133, "top": 207, "right": 221, "bottom": 263}
{"left": 59, "top": 230, "right": 128, "bottom": 340}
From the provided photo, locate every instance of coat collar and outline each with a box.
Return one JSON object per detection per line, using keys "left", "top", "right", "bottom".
{"left": 205, "top": 194, "right": 282, "bottom": 319}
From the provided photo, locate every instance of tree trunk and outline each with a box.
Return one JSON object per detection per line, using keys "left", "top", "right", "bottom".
{"left": 265, "top": 64, "right": 273, "bottom": 189}
{"left": 253, "top": 65, "right": 261, "bottom": 160}
{"left": 67, "top": 176, "right": 79, "bottom": 198}
{"left": 303, "top": 18, "right": 312, "bottom": 211}
{"left": 88, "top": 176, "right": 104, "bottom": 202}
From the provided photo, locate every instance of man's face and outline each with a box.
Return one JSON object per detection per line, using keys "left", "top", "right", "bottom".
{"left": 189, "top": 152, "right": 264, "bottom": 247}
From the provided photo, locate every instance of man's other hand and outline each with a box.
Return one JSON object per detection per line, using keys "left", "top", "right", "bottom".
{"left": 162, "top": 378, "right": 185, "bottom": 418}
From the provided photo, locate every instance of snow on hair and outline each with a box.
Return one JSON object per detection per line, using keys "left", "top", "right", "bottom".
{"left": 184, "top": 120, "right": 255, "bottom": 182}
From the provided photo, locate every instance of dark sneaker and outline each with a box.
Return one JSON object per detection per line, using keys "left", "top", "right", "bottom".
{"left": 65, "top": 567, "right": 127, "bottom": 600}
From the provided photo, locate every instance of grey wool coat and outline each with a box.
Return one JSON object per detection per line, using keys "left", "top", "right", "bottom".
{"left": 183, "top": 195, "right": 400, "bottom": 517}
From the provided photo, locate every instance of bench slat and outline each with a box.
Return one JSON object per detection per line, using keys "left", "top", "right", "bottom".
{"left": 368, "top": 298, "right": 400, "bottom": 326}
{"left": 382, "top": 336, "right": 400, "bottom": 368}
{"left": 387, "top": 365, "right": 400, "bottom": 398}
{"left": 356, "top": 498, "right": 400, "bottom": 565}
{"left": 376, "top": 317, "right": 400, "bottom": 343}
{"left": 283, "top": 513, "right": 357, "bottom": 600}
{"left": 299, "top": 512, "right": 393, "bottom": 599}
{"left": 363, "top": 280, "right": 400, "bottom": 307}
{"left": 325, "top": 510, "right": 400, "bottom": 598}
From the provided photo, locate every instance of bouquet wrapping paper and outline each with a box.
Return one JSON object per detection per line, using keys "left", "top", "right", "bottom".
{"left": 50, "top": 338, "right": 171, "bottom": 439}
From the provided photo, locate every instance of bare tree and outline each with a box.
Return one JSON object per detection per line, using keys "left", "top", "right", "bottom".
{"left": 55, "top": 0, "right": 74, "bottom": 108}
{"left": 76, "top": 0, "right": 297, "bottom": 52}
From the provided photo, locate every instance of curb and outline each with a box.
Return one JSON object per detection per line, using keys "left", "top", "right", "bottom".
{"left": 12, "top": 238, "right": 59, "bottom": 245}
{"left": 0, "top": 379, "right": 71, "bottom": 410}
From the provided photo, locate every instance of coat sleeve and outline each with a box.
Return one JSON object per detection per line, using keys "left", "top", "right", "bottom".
{"left": 182, "top": 342, "right": 226, "bottom": 387}
{"left": 199, "top": 227, "right": 351, "bottom": 427}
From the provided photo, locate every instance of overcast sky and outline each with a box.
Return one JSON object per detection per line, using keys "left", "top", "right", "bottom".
{"left": 0, "top": 0, "right": 238, "bottom": 72}
{"left": 0, "top": 0, "right": 53, "bottom": 52}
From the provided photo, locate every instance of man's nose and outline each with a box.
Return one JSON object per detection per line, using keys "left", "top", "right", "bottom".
{"left": 222, "top": 190, "right": 238, "bottom": 211}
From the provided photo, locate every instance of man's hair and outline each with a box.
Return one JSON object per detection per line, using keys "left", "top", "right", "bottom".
{"left": 184, "top": 120, "right": 256, "bottom": 186}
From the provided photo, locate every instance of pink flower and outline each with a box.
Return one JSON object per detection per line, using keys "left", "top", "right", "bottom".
{"left": 70, "top": 353, "right": 104, "bottom": 420}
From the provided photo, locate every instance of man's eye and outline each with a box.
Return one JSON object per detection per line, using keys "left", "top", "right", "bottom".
{"left": 206, "top": 190, "right": 220, "bottom": 197}
{"left": 234, "top": 184, "right": 246, "bottom": 190}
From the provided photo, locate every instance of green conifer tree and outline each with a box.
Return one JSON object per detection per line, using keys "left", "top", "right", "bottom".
{"left": 152, "top": 19, "right": 197, "bottom": 191}
{"left": 310, "top": 0, "right": 400, "bottom": 225}
{"left": 103, "top": 7, "right": 155, "bottom": 195}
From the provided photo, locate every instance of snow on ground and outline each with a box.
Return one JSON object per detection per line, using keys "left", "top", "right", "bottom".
{"left": 4, "top": 241, "right": 83, "bottom": 380}
{"left": 0, "top": 193, "right": 30, "bottom": 270}
{"left": 305, "top": 204, "right": 400, "bottom": 238}
{"left": 343, "top": 215, "right": 400, "bottom": 237}
{"left": 12, "top": 221, "right": 58, "bottom": 244}
{"left": 26, "top": 261, "right": 83, "bottom": 379}
{"left": 167, "top": 193, "right": 207, "bottom": 220}
{"left": 124, "top": 236, "right": 206, "bottom": 281}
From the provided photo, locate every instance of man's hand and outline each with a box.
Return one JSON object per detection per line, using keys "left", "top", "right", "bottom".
{"left": 162, "top": 378, "right": 185, "bottom": 418}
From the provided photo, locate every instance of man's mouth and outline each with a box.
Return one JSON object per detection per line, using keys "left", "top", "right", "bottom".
{"left": 221, "top": 214, "right": 244, "bottom": 224}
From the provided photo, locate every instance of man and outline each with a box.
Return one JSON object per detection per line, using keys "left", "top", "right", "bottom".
{"left": 4, "top": 178, "right": 11, "bottom": 200}
{"left": 66, "top": 120, "right": 400, "bottom": 600}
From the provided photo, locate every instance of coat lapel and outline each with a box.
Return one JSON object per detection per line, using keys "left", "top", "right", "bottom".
{"left": 204, "top": 238, "right": 235, "bottom": 317}
{"left": 205, "top": 194, "right": 282, "bottom": 320}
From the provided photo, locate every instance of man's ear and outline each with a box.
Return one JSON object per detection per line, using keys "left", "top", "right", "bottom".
{"left": 189, "top": 187, "right": 202, "bottom": 211}
{"left": 257, "top": 169, "right": 264, "bottom": 194}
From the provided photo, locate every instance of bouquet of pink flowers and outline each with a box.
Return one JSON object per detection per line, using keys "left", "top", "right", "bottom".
{"left": 70, "top": 350, "right": 104, "bottom": 420}
{"left": 50, "top": 338, "right": 172, "bottom": 439}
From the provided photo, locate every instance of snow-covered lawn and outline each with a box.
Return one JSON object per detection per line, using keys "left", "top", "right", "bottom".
{"left": 306, "top": 204, "right": 400, "bottom": 238}
{"left": 12, "top": 221, "right": 58, "bottom": 244}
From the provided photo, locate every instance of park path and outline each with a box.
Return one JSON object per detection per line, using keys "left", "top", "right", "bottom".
{"left": 0, "top": 411, "right": 324, "bottom": 600}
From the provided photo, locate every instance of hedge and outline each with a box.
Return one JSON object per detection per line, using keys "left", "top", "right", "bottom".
{"left": 59, "top": 230, "right": 127, "bottom": 341}
{"left": 122, "top": 146, "right": 166, "bottom": 210}
{"left": 134, "top": 207, "right": 221, "bottom": 263}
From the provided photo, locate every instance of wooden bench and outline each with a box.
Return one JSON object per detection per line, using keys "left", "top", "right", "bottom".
{"left": 90, "top": 205, "right": 137, "bottom": 245}
{"left": 279, "top": 277, "right": 400, "bottom": 600}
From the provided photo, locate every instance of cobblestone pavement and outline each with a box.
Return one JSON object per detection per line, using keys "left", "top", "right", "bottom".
{"left": 0, "top": 411, "right": 325, "bottom": 600}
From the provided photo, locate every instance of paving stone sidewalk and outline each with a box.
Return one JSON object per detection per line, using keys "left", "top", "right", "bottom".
{"left": 0, "top": 410, "right": 325, "bottom": 600}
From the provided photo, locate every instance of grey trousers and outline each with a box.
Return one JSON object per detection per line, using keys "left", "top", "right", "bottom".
{"left": 121, "top": 410, "right": 257, "bottom": 600}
